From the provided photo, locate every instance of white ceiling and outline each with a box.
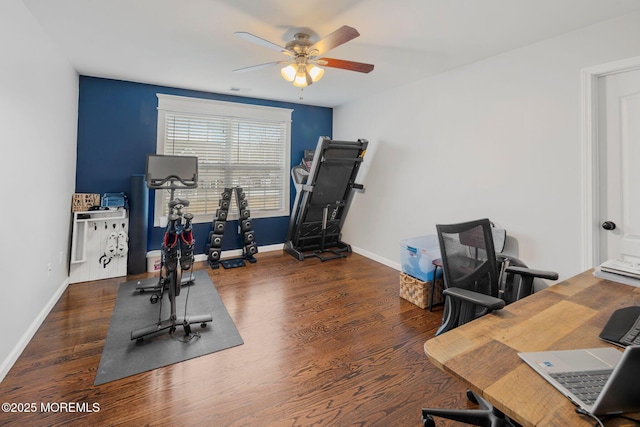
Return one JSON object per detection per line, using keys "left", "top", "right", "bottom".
{"left": 22, "top": 0, "right": 640, "bottom": 107}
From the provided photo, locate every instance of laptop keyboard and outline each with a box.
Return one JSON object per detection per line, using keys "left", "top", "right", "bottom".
{"left": 620, "top": 315, "right": 640, "bottom": 346}
{"left": 549, "top": 370, "right": 611, "bottom": 405}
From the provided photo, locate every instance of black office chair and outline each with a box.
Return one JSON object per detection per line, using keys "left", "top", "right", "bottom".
{"left": 422, "top": 218, "right": 558, "bottom": 427}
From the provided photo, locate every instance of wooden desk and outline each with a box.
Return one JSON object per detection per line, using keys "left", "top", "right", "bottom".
{"left": 424, "top": 270, "right": 640, "bottom": 426}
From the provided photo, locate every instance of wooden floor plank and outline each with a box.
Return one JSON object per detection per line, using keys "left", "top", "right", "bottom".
{"left": 0, "top": 251, "right": 469, "bottom": 426}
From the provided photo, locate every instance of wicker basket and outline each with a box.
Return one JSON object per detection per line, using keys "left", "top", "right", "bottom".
{"left": 399, "top": 272, "right": 444, "bottom": 309}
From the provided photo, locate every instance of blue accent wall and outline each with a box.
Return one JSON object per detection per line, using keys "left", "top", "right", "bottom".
{"left": 76, "top": 76, "right": 332, "bottom": 253}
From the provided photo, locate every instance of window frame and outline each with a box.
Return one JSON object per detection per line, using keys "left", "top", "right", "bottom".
{"left": 154, "top": 94, "right": 292, "bottom": 226}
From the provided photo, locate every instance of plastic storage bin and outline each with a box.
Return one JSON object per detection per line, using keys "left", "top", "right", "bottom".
{"left": 400, "top": 234, "right": 441, "bottom": 282}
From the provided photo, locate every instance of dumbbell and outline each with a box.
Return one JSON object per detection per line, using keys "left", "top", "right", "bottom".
{"left": 216, "top": 209, "right": 228, "bottom": 221}
{"left": 208, "top": 248, "right": 221, "bottom": 263}
{"left": 240, "top": 219, "right": 252, "bottom": 232}
{"left": 243, "top": 231, "right": 255, "bottom": 245}
{"left": 213, "top": 220, "right": 226, "bottom": 234}
{"left": 209, "top": 234, "right": 223, "bottom": 248}
{"left": 245, "top": 243, "right": 258, "bottom": 256}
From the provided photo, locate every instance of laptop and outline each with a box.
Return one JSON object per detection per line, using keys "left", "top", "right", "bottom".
{"left": 599, "top": 306, "right": 640, "bottom": 347}
{"left": 518, "top": 345, "right": 640, "bottom": 415}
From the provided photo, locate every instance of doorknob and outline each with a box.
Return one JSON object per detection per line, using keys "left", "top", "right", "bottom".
{"left": 602, "top": 221, "right": 616, "bottom": 230}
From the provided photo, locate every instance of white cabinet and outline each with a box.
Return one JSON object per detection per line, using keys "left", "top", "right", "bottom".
{"left": 69, "top": 209, "right": 129, "bottom": 284}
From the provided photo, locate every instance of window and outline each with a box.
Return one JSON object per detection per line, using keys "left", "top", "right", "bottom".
{"left": 155, "top": 94, "right": 292, "bottom": 225}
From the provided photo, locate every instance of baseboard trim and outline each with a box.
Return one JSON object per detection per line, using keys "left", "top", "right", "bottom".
{"left": 0, "top": 277, "right": 70, "bottom": 383}
{"left": 350, "top": 245, "right": 400, "bottom": 271}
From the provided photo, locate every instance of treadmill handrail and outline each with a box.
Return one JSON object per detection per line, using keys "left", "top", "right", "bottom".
{"left": 322, "top": 142, "right": 365, "bottom": 148}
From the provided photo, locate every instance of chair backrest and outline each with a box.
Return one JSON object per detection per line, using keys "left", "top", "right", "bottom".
{"left": 436, "top": 218, "right": 500, "bottom": 298}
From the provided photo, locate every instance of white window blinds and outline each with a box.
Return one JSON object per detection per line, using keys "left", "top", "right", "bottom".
{"left": 155, "top": 94, "right": 292, "bottom": 224}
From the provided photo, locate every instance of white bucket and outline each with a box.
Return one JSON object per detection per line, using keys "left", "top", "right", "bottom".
{"left": 146, "top": 250, "right": 162, "bottom": 273}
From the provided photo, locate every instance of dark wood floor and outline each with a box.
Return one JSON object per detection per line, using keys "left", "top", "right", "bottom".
{"left": 0, "top": 251, "right": 470, "bottom": 426}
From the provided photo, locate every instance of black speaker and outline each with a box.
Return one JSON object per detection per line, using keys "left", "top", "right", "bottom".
{"left": 221, "top": 189, "right": 232, "bottom": 200}
{"left": 240, "top": 209, "right": 250, "bottom": 219}
{"left": 127, "top": 174, "right": 148, "bottom": 275}
{"left": 210, "top": 234, "right": 223, "bottom": 248}
{"left": 235, "top": 188, "right": 245, "bottom": 200}
{"left": 240, "top": 219, "right": 252, "bottom": 232}
{"left": 219, "top": 199, "right": 230, "bottom": 210}
{"left": 238, "top": 199, "right": 248, "bottom": 209}
{"left": 213, "top": 221, "right": 226, "bottom": 234}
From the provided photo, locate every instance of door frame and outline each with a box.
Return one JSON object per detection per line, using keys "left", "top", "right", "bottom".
{"left": 581, "top": 55, "right": 640, "bottom": 269}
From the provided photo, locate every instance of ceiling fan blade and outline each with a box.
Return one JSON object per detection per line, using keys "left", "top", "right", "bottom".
{"left": 309, "top": 25, "right": 360, "bottom": 56}
{"left": 233, "top": 61, "right": 290, "bottom": 73}
{"left": 234, "top": 31, "right": 291, "bottom": 54}
{"left": 319, "top": 58, "right": 374, "bottom": 73}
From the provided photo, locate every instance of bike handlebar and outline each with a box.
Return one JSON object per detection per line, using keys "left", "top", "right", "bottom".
{"left": 148, "top": 174, "right": 197, "bottom": 189}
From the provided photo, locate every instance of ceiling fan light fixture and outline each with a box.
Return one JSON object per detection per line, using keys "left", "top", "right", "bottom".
{"left": 307, "top": 64, "right": 324, "bottom": 83}
{"left": 280, "top": 64, "right": 297, "bottom": 82}
{"left": 287, "top": 63, "right": 323, "bottom": 88}
{"left": 293, "top": 70, "right": 310, "bottom": 88}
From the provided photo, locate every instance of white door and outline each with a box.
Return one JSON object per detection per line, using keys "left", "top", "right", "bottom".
{"left": 597, "top": 68, "right": 640, "bottom": 263}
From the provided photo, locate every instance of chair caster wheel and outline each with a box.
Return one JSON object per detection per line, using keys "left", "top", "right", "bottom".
{"left": 201, "top": 322, "right": 207, "bottom": 328}
{"left": 150, "top": 294, "right": 159, "bottom": 304}
{"left": 422, "top": 414, "right": 435, "bottom": 427}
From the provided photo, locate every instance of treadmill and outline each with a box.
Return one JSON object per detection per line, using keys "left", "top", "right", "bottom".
{"left": 284, "top": 136, "right": 367, "bottom": 261}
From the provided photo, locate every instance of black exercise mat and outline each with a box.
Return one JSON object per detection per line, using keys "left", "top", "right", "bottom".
{"left": 94, "top": 269, "right": 243, "bottom": 385}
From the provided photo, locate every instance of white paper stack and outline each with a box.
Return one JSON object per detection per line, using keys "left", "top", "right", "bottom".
{"left": 593, "top": 259, "right": 640, "bottom": 287}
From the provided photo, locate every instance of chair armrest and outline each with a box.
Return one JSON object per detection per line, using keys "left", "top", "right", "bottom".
{"left": 504, "top": 266, "right": 558, "bottom": 281}
{"left": 443, "top": 287, "right": 506, "bottom": 311}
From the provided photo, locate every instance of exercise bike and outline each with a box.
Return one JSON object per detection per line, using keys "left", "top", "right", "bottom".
{"left": 130, "top": 154, "right": 212, "bottom": 341}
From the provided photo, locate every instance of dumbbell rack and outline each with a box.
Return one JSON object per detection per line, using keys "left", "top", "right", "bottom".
{"left": 206, "top": 187, "right": 258, "bottom": 269}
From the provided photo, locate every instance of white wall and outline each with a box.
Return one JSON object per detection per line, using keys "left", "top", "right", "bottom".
{"left": 335, "top": 10, "right": 640, "bottom": 282}
{"left": 0, "top": 0, "right": 78, "bottom": 380}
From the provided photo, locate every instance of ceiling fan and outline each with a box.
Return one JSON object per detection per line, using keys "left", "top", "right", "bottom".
{"left": 233, "top": 25, "right": 374, "bottom": 88}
